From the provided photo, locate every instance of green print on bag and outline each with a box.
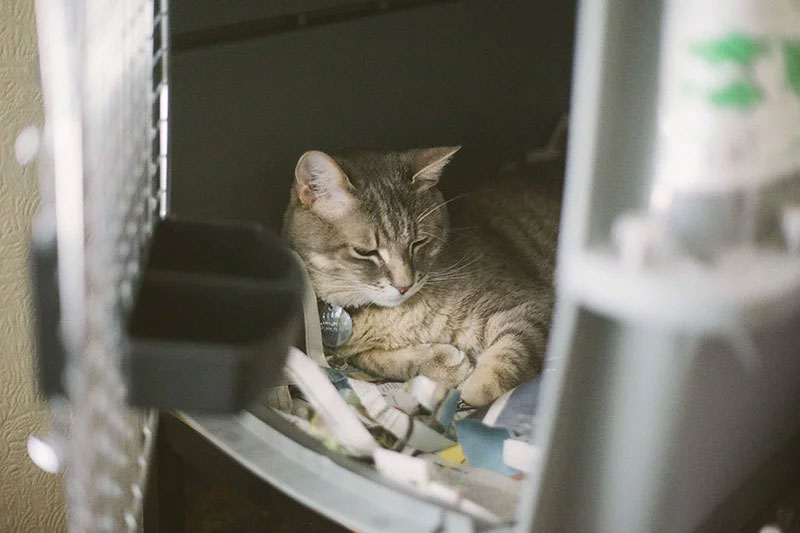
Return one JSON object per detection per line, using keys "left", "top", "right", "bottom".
{"left": 691, "top": 33, "right": 767, "bottom": 109}
{"left": 709, "top": 81, "right": 762, "bottom": 107}
{"left": 690, "top": 34, "right": 800, "bottom": 109}
{"left": 691, "top": 33, "right": 768, "bottom": 66}
{"left": 784, "top": 40, "right": 800, "bottom": 96}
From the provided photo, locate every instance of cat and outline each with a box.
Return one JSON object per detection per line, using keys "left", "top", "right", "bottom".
{"left": 282, "top": 147, "right": 561, "bottom": 406}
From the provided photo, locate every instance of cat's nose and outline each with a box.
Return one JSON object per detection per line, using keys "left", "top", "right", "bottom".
{"left": 388, "top": 260, "right": 414, "bottom": 294}
{"left": 395, "top": 285, "right": 412, "bottom": 295}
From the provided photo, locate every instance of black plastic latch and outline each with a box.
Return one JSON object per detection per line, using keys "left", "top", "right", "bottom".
{"left": 124, "top": 218, "right": 303, "bottom": 411}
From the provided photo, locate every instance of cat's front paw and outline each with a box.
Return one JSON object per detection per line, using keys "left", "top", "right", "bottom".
{"left": 418, "top": 345, "right": 473, "bottom": 388}
{"left": 458, "top": 369, "right": 507, "bottom": 407}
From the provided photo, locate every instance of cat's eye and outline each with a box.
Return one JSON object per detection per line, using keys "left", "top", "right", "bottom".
{"left": 353, "top": 247, "right": 380, "bottom": 260}
{"left": 411, "top": 237, "right": 431, "bottom": 251}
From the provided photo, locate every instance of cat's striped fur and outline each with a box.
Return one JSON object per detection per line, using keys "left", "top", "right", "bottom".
{"left": 283, "top": 148, "right": 561, "bottom": 405}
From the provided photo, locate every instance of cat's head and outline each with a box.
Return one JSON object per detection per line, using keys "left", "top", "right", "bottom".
{"left": 283, "top": 147, "right": 459, "bottom": 308}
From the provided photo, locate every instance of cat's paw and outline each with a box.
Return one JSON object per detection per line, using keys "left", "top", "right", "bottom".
{"left": 419, "top": 345, "right": 473, "bottom": 389}
{"left": 457, "top": 369, "right": 506, "bottom": 406}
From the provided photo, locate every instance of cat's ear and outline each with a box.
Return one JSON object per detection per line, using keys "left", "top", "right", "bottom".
{"left": 408, "top": 146, "right": 461, "bottom": 190}
{"left": 294, "top": 150, "right": 355, "bottom": 219}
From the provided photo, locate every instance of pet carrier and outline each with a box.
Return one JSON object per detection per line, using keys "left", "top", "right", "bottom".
{"left": 27, "top": 0, "right": 800, "bottom": 531}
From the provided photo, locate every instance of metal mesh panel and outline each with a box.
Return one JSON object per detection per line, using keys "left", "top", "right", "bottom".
{"left": 33, "top": 0, "right": 168, "bottom": 530}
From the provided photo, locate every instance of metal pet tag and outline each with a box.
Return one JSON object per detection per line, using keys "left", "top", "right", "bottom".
{"left": 318, "top": 301, "right": 353, "bottom": 348}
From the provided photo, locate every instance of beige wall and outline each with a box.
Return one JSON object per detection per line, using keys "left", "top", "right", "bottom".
{"left": 0, "top": 1, "right": 67, "bottom": 531}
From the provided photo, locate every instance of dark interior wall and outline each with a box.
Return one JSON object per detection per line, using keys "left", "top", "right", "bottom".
{"left": 169, "top": 0, "right": 576, "bottom": 231}
{"left": 171, "top": 0, "right": 369, "bottom": 36}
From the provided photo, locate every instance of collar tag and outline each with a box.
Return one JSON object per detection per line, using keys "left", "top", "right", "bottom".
{"left": 318, "top": 301, "right": 353, "bottom": 347}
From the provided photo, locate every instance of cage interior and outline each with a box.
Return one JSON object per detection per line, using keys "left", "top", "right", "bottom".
{"left": 167, "top": 0, "right": 577, "bottom": 525}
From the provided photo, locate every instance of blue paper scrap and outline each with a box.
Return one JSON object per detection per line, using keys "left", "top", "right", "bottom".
{"left": 455, "top": 418, "right": 520, "bottom": 477}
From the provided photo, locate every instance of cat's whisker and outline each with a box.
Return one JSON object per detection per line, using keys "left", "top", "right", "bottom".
{"left": 416, "top": 194, "right": 466, "bottom": 223}
{"left": 428, "top": 270, "right": 474, "bottom": 281}
{"left": 425, "top": 276, "right": 473, "bottom": 284}
{"left": 431, "top": 255, "right": 482, "bottom": 277}
{"left": 418, "top": 231, "right": 444, "bottom": 242}
{"left": 428, "top": 267, "right": 478, "bottom": 280}
{"left": 429, "top": 265, "right": 474, "bottom": 279}
{"left": 307, "top": 268, "right": 358, "bottom": 284}
{"left": 426, "top": 267, "right": 479, "bottom": 281}
{"left": 431, "top": 262, "right": 477, "bottom": 275}
{"left": 432, "top": 255, "right": 469, "bottom": 273}
{"left": 445, "top": 262, "right": 480, "bottom": 275}
{"left": 316, "top": 281, "right": 363, "bottom": 292}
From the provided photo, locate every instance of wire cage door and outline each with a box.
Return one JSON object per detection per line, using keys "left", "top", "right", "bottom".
{"left": 31, "top": 0, "right": 169, "bottom": 530}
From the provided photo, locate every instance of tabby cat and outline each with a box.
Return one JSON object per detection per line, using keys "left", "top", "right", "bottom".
{"left": 283, "top": 147, "right": 561, "bottom": 406}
